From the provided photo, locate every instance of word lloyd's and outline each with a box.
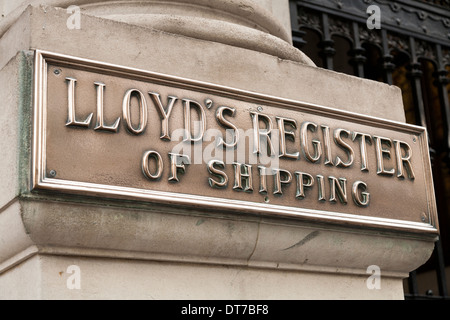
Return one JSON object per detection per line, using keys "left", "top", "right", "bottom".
{"left": 63, "top": 78, "right": 416, "bottom": 207}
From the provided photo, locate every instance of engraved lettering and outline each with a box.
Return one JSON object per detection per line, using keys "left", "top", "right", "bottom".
{"left": 294, "top": 172, "right": 314, "bottom": 199}
{"left": 273, "top": 168, "right": 292, "bottom": 195}
{"left": 216, "top": 106, "right": 239, "bottom": 148}
{"left": 250, "top": 112, "right": 275, "bottom": 157}
{"left": 232, "top": 162, "right": 253, "bottom": 192}
{"left": 329, "top": 176, "right": 348, "bottom": 204}
{"left": 207, "top": 160, "right": 228, "bottom": 188}
{"left": 276, "top": 116, "right": 299, "bottom": 159}
{"left": 334, "top": 129, "right": 354, "bottom": 168}
{"left": 352, "top": 181, "right": 370, "bottom": 207}
{"left": 317, "top": 174, "right": 326, "bottom": 202}
{"left": 142, "top": 151, "right": 163, "bottom": 180}
{"left": 352, "top": 132, "right": 373, "bottom": 172}
{"left": 149, "top": 92, "right": 178, "bottom": 141}
{"left": 65, "top": 77, "right": 93, "bottom": 128}
{"left": 321, "top": 125, "right": 333, "bottom": 166}
{"left": 373, "top": 136, "right": 395, "bottom": 176}
{"left": 122, "top": 89, "right": 148, "bottom": 135}
{"left": 94, "top": 82, "right": 120, "bottom": 132}
{"left": 301, "top": 121, "right": 322, "bottom": 163}
{"left": 168, "top": 153, "right": 190, "bottom": 182}
{"left": 183, "top": 99, "right": 206, "bottom": 142}
{"left": 258, "top": 165, "right": 268, "bottom": 194}
{"left": 394, "top": 140, "right": 415, "bottom": 180}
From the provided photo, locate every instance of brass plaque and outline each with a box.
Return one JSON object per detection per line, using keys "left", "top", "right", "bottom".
{"left": 32, "top": 50, "right": 438, "bottom": 235}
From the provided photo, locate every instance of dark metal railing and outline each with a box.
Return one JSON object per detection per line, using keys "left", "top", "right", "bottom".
{"left": 418, "top": 0, "right": 450, "bottom": 9}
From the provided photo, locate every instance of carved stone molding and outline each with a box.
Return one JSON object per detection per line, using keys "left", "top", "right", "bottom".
{"left": 0, "top": 0, "right": 315, "bottom": 65}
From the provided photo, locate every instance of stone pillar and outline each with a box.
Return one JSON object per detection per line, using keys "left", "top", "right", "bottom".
{"left": 0, "top": 0, "right": 437, "bottom": 300}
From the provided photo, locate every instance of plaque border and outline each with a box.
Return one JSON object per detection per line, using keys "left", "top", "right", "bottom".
{"left": 31, "top": 50, "right": 439, "bottom": 236}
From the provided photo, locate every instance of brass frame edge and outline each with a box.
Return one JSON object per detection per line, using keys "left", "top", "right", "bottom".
{"left": 30, "top": 50, "right": 439, "bottom": 236}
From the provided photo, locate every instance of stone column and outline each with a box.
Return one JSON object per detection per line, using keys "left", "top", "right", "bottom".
{"left": 0, "top": 0, "right": 437, "bottom": 300}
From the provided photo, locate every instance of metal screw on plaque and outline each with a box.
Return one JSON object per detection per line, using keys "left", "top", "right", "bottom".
{"left": 421, "top": 212, "right": 427, "bottom": 223}
{"left": 413, "top": 137, "right": 416, "bottom": 143}
{"left": 257, "top": 106, "right": 263, "bottom": 112}
{"left": 49, "top": 170, "right": 57, "bottom": 177}
{"left": 54, "top": 69, "right": 62, "bottom": 76}
{"left": 264, "top": 196, "right": 270, "bottom": 203}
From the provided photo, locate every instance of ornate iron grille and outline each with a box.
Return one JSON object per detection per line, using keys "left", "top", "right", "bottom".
{"left": 419, "top": 0, "right": 450, "bottom": 9}
{"left": 290, "top": 0, "right": 450, "bottom": 299}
